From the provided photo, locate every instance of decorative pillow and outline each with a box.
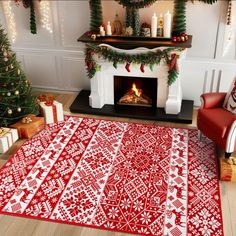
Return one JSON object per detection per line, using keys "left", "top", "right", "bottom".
{"left": 223, "top": 77, "right": 236, "bottom": 114}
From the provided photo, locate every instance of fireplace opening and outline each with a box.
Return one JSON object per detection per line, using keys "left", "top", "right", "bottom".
{"left": 114, "top": 76, "right": 157, "bottom": 109}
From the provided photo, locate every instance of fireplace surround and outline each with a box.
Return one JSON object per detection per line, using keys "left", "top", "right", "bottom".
{"left": 70, "top": 35, "right": 193, "bottom": 123}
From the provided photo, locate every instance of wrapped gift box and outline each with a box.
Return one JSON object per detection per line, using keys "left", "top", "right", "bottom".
{"left": 0, "top": 127, "right": 18, "bottom": 153}
{"left": 220, "top": 157, "right": 236, "bottom": 182}
{"left": 10, "top": 115, "right": 45, "bottom": 139}
{"left": 38, "top": 95, "right": 64, "bottom": 124}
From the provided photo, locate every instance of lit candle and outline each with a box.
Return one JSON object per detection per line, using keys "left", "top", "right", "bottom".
{"left": 164, "top": 10, "right": 172, "bottom": 38}
{"left": 151, "top": 13, "right": 158, "bottom": 37}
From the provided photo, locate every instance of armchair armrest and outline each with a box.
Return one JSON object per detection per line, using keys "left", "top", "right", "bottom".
{"left": 200, "top": 92, "right": 227, "bottom": 109}
{"left": 226, "top": 120, "right": 236, "bottom": 153}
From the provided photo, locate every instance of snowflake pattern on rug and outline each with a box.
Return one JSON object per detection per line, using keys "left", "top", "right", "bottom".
{"left": 0, "top": 117, "right": 224, "bottom": 236}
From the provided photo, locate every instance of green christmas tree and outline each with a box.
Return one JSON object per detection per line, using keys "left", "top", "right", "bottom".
{"left": 89, "top": 0, "right": 103, "bottom": 32}
{"left": 125, "top": 7, "right": 140, "bottom": 36}
{"left": 172, "top": 0, "right": 186, "bottom": 36}
{"left": 172, "top": 0, "right": 218, "bottom": 36}
{"left": 29, "top": 0, "right": 37, "bottom": 34}
{"left": 0, "top": 25, "right": 39, "bottom": 127}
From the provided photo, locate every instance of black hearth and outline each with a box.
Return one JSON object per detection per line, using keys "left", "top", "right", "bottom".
{"left": 69, "top": 90, "right": 194, "bottom": 124}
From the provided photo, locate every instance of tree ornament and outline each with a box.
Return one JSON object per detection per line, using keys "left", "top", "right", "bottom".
{"left": 7, "top": 109, "right": 13, "bottom": 115}
{"left": 17, "top": 107, "right": 22, "bottom": 112}
{"left": 4, "top": 57, "right": 8, "bottom": 62}
{"left": 125, "top": 62, "right": 131, "bottom": 72}
{"left": 18, "top": 69, "right": 21, "bottom": 75}
{"left": 140, "top": 63, "right": 145, "bottom": 73}
{"left": 0, "top": 24, "right": 39, "bottom": 126}
{"left": 3, "top": 51, "right": 8, "bottom": 57}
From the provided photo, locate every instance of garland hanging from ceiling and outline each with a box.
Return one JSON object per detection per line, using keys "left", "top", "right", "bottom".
{"left": 85, "top": 44, "right": 184, "bottom": 86}
{"left": 114, "top": 0, "right": 157, "bottom": 9}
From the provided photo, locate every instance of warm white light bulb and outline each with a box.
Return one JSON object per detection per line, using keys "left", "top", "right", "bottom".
{"left": 2, "top": 1, "right": 17, "bottom": 43}
{"left": 39, "top": 1, "right": 53, "bottom": 33}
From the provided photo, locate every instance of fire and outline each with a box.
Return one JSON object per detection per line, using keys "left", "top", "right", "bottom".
{"left": 132, "top": 83, "right": 142, "bottom": 97}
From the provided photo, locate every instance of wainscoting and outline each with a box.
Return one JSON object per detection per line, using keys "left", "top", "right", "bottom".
{"left": 0, "top": 1, "right": 235, "bottom": 106}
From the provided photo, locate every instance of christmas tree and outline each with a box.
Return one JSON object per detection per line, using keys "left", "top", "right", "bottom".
{"left": 89, "top": 0, "right": 103, "bottom": 32}
{"left": 172, "top": 0, "right": 186, "bottom": 36}
{"left": 0, "top": 25, "right": 39, "bottom": 127}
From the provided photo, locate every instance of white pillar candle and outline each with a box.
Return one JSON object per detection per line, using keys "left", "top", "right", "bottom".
{"left": 106, "top": 21, "right": 112, "bottom": 36}
{"left": 99, "top": 26, "right": 105, "bottom": 36}
{"left": 164, "top": 10, "right": 172, "bottom": 38}
{"left": 151, "top": 13, "right": 158, "bottom": 37}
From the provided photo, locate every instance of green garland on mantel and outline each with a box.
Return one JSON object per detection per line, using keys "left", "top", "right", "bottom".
{"left": 85, "top": 44, "right": 184, "bottom": 86}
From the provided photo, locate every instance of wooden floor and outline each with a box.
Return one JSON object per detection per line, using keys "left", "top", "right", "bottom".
{"left": 0, "top": 92, "right": 236, "bottom": 236}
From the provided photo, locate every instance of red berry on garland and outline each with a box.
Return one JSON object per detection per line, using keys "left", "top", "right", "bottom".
{"left": 140, "top": 63, "right": 145, "bottom": 73}
{"left": 172, "top": 37, "right": 177, "bottom": 42}
{"left": 177, "top": 37, "right": 181, "bottom": 42}
{"left": 125, "top": 62, "right": 131, "bottom": 72}
{"left": 185, "top": 35, "right": 189, "bottom": 41}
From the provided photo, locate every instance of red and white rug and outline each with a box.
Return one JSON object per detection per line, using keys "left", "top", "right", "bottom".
{"left": 0, "top": 116, "right": 224, "bottom": 235}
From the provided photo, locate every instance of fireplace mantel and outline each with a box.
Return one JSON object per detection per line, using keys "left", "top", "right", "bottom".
{"left": 78, "top": 32, "right": 192, "bottom": 49}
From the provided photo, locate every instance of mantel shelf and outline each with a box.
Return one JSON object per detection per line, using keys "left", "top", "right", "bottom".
{"left": 78, "top": 32, "right": 192, "bottom": 49}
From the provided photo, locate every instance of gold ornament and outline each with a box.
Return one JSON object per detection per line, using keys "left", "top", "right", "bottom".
{"left": 18, "top": 69, "right": 21, "bottom": 75}
{"left": 15, "top": 90, "right": 19, "bottom": 95}
{"left": 10, "top": 64, "right": 14, "bottom": 69}
{"left": 7, "top": 109, "right": 12, "bottom": 115}
{"left": 4, "top": 57, "right": 8, "bottom": 62}
{"left": 91, "top": 34, "right": 96, "bottom": 40}
{"left": 3, "top": 51, "right": 8, "bottom": 57}
{"left": 17, "top": 107, "right": 21, "bottom": 112}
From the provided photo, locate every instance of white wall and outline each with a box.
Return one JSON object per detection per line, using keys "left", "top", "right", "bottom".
{"left": 0, "top": 0, "right": 235, "bottom": 105}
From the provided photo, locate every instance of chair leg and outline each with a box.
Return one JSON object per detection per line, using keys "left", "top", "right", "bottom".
{"left": 198, "top": 130, "right": 203, "bottom": 141}
{"left": 225, "top": 152, "right": 232, "bottom": 159}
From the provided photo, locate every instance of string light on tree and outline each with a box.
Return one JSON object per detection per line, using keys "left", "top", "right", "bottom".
{"left": 2, "top": 1, "right": 17, "bottom": 43}
{"left": 39, "top": 1, "right": 53, "bottom": 33}
{"left": 0, "top": 24, "right": 39, "bottom": 127}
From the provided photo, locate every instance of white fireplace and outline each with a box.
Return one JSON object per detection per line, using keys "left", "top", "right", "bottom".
{"left": 89, "top": 45, "right": 187, "bottom": 115}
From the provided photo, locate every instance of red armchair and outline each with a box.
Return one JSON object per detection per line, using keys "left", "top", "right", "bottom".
{"left": 197, "top": 92, "right": 236, "bottom": 158}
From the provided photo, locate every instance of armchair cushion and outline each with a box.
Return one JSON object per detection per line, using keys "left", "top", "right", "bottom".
{"left": 224, "top": 77, "right": 236, "bottom": 114}
{"left": 198, "top": 108, "right": 235, "bottom": 139}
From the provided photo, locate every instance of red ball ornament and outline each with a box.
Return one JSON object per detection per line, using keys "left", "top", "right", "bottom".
{"left": 172, "top": 37, "right": 177, "bottom": 42}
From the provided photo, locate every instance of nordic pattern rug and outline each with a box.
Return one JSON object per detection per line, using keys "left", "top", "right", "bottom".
{"left": 0, "top": 116, "right": 223, "bottom": 236}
